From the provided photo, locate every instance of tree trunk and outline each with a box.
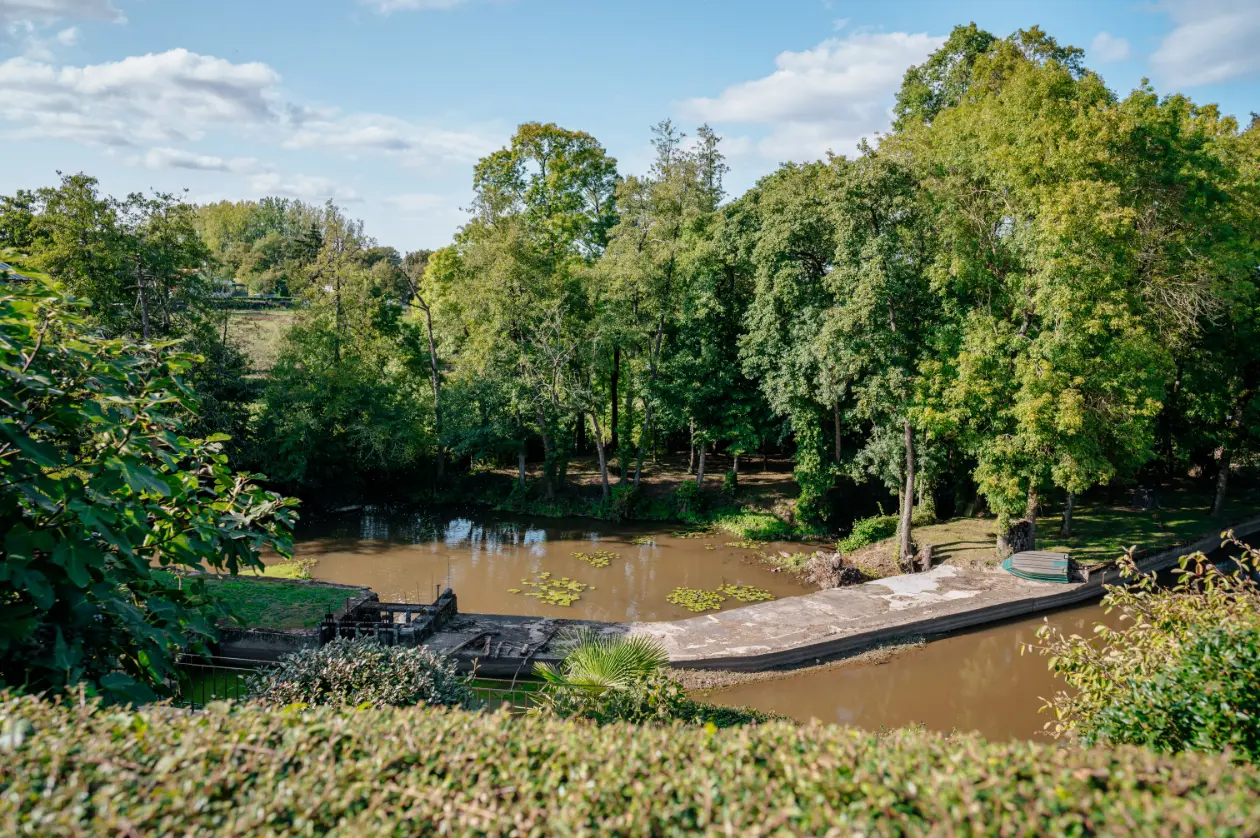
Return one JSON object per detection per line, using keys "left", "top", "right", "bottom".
{"left": 135, "top": 261, "right": 151, "bottom": 341}
{"left": 620, "top": 377, "right": 633, "bottom": 483}
{"left": 833, "top": 403, "right": 842, "bottom": 464}
{"left": 1060, "top": 491, "right": 1074, "bottom": 538}
{"left": 421, "top": 305, "right": 443, "bottom": 481}
{"left": 589, "top": 411, "right": 610, "bottom": 501}
{"left": 1026, "top": 486, "right": 1039, "bottom": 548}
{"left": 1213, "top": 445, "right": 1232, "bottom": 518}
{"left": 634, "top": 307, "right": 667, "bottom": 487}
{"left": 537, "top": 409, "right": 555, "bottom": 499}
{"left": 688, "top": 420, "right": 696, "bottom": 474}
{"left": 899, "top": 418, "right": 916, "bottom": 569}
{"left": 696, "top": 439, "right": 707, "bottom": 488}
{"left": 517, "top": 449, "right": 527, "bottom": 486}
{"left": 610, "top": 346, "right": 620, "bottom": 453}
{"left": 575, "top": 413, "right": 586, "bottom": 454}
{"left": 733, "top": 453, "right": 739, "bottom": 475}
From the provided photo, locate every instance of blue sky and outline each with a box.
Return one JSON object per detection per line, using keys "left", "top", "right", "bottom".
{"left": 1, "top": 0, "right": 1257, "bottom": 252}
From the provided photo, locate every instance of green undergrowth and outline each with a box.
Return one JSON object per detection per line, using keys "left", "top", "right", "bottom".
{"left": 4, "top": 694, "right": 1259, "bottom": 834}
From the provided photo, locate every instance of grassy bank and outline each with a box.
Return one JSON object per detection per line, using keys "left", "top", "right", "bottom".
{"left": 4, "top": 694, "right": 1257, "bottom": 834}
{"left": 157, "top": 574, "right": 363, "bottom": 630}
{"left": 846, "top": 483, "right": 1260, "bottom": 572}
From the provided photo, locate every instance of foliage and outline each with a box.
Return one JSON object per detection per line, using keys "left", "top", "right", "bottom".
{"left": 1032, "top": 533, "right": 1260, "bottom": 740}
{"left": 572, "top": 549, "right": 618, "bottom": 568}
{"left": 5, "top": 694, "right": 1260, "bottom": 834}
{"left": 1080, "top": 624, "right": 1260, "bottom": 760}
{"left": 839, "top": 515, "right": 899, "bottom": 553}
{"left": 537, "top": 673, "right": 776, "bottom": 727}
{"left": 666, "top": 586, "right": 727, "bottom": 612}
{"left": 672, "top": 478, "right": 703, "bottom": 516}
{"left": 246, "top": 637, "right": 470, "bottom": 709}
{"left": 509, "top": 571, "right": 589, "bottom": 606}
{"left": 717, "top": 584, "right": 775, "bottom": 603}
{"left": 0, "top": 279, "right": 295, "bottom": 703}
{"left": 533, "top": 628, "right": 669, "bottom": 693}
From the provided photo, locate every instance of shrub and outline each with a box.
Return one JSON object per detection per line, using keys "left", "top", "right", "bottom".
{"left": 673, "top": 479, "right": 703, "bottom": 517}
{"left": 1078, "top": 624, "right": 1260, "bottom": 759}
{"left": 607, "top": 483, "right": 641, "bottom": 522}
{"left": 0, "top": 279, "right": 296, "bottom": 703}
{"left": 838, "top": 514, "right": 899, "bottom": 553}
{"left": 247, "top": 637, "right": 470, "bottom": 708}
{"left": 1033, "top": 533, "right": 1260, "bottom": 742}
{"left": 4, "top": 693, "right": 1260, "bottom": 834}
{"left": 721, "top": 469, "right": 738, "bottom": 497}
{"left": 540, "top": 674, "right": 778, "bottom": 727}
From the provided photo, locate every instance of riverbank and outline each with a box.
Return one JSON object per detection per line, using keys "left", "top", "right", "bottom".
{"left": 626, "top": 517, "right": 1260, "bottom": 670}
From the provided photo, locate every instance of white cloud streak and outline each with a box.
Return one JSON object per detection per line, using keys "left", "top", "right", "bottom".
{"left": 142, "top": 146, "right": 265, "bottom": 174}
{"left": 680, "top": 31, "right": 943, "bottom": 162}
{"left": 0, "top": 0, "right": 123, "bottom": 26}
{"left": 1152, "top": 0, "right": 1260, "bottom": 87}
{"left": 360, "top": 0, "right": 469, "bottom": 12}
{"left": 1090, "top": 32, "right": 1131, "bottom": 63}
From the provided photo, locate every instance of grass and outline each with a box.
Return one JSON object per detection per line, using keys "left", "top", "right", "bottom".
{"left": 206, "top": 576, "right": 358, "bottom": 630}
{"left": 851, "top": 483, "right": 1260, "bottom": 570}
{"left": 224, "top": 308, "right": 295, "bottom": 373}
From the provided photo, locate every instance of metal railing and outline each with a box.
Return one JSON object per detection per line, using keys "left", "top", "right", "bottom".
{"left": 173, "top": 655, "right": 264, "bottom": 709}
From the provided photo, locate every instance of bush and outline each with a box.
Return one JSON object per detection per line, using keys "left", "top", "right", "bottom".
{"left": 247, "top": 637, "right": 470, "bottom": 708}
{"left": 1079, "top": 625, "right": 1260, "bottom": 759}
{"left": 838, "top": 514, "right": 899, "bottom": 553}
{"left": 673, "top": 479, "right": 703, "bottom": 517}
{"left": 4, "top": 693, "right": 1260, "bottom": 834}
{"left": 607, "top": 483, "right": 641, "bottom": 522}
{"left": 721, "top": 469, "right": 738, "bottom": 498}
{"left": 539, "top": 674, "right": 778, "bottom": 727}
{"left": 1033, "top": 533, "right": 1260, "bottom": 742}
{"left": 0, "top": 279, "right": 296, "bottom": 703}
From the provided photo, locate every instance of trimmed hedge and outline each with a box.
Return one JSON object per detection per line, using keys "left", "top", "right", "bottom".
{"left": 3, "top": 695, "right": 1260, "bottom": 834}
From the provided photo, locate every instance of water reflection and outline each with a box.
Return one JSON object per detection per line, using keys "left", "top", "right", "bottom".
{"left": 287, "top": 506, "right": 812, "bottom": 623}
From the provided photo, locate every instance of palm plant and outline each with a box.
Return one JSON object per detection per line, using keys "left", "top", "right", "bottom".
{"left": 533, "top": 628, "right": 668, "bottom": 694}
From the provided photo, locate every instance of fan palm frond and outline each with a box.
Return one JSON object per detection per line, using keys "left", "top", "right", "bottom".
{"left": 532, "top": 628, "right": 667, "bottom": 693}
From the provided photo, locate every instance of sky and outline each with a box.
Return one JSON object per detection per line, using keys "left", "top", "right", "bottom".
{"left": 1, "top": 0, "right": 1257, "bottom": 253}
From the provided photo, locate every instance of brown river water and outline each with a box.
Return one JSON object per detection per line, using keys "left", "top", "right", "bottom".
{"left": 283, "top": 507, "right": 1152, "bottom": 741}
{"left": 287, "top": 507, "right": 813, "bottom": 622}
{"left": 703, "top": 602, "right": 1120, "bottom": 741}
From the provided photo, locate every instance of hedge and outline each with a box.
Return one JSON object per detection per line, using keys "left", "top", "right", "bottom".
{"left": 2, "top": 694, "right": 1258, "bottom": 835}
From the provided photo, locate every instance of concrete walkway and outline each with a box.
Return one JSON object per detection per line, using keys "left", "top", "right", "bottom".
{"left": 628, "top": 518, "right": 1260, "bottom": 671}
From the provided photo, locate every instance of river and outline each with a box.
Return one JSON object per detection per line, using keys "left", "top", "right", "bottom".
{"left": 286, "top": 506, "right": 813, "bottom": 622}
{"left": 285, "top": 507, "right": 1146, "bottom": 741}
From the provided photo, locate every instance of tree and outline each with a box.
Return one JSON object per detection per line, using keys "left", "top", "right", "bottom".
{"left": 0, "top": 277, "right": 296, "bottom": 702}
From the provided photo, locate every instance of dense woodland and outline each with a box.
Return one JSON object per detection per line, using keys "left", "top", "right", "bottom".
{"left": 3, "top": 24, "right": 1258, "bottom": 564}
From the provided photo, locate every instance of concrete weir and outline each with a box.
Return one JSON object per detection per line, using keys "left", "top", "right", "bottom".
{"left": 623, "top": 518, "right": 1260, "bottom": 671}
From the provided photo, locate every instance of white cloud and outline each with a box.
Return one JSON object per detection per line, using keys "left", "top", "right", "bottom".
{"left": 248, "top": 172, "right": 361, "bottom": 203}
{"left": 285, "top": 113, "right": 497, "bottom": 170}
{"left": 142, "top": 146, "right": 265, "bottom": 174}
{"left": 1090, "top": 32, "right": 1130, "bottom": 63}
{"left": 1152, "top": 0, "right": 1260, "bottom": 87}
{"left": 0, "top": 48, "right": 282, "bottom": 145}
{"left": 0, "top": 0, "right": 123, "bottom": 26}
{"left": 360, "top": 0, "right": 469, "bottom": 12}
{"left": 52, "top": 24, "right": 75, "bottom": 43}
{"left": 680, "top": 31, "right": 943, "bottom": 163}
{"left": 0, "top": 47, "right": 499, "bottom": 169}
{"left": 384, "top": 192, "right": 447, "bottom": 213}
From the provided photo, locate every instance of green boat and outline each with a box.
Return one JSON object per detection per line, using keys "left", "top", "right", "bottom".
{"left": 1002, "top": 551, "right": 1074, "bottom": 583}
